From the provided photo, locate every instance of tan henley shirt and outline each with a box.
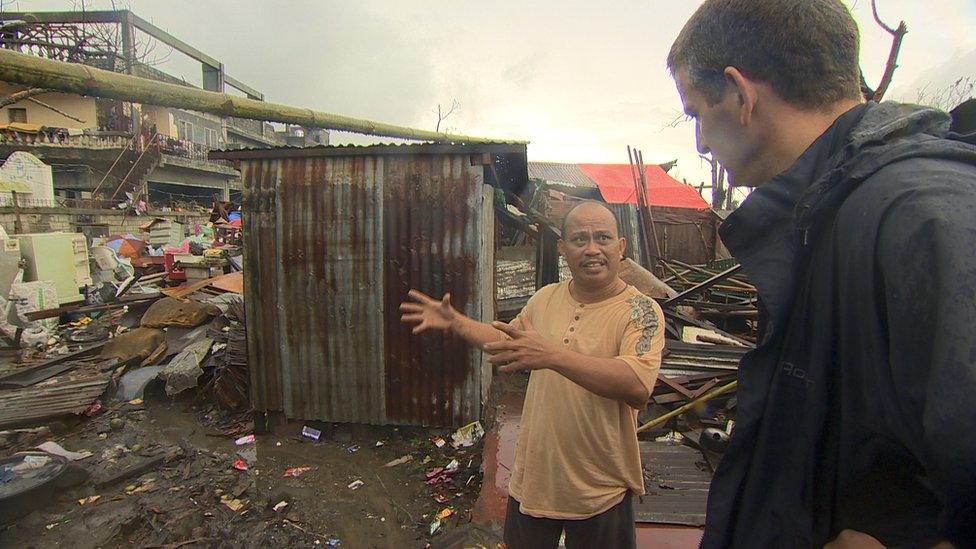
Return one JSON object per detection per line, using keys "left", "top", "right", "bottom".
{"left": 506, "top": 281, "right": 665, "bottom": 519}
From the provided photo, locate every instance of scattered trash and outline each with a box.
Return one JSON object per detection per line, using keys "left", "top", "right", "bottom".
{"left": 109, "top": 418, "right": 125, "bottom": 430}
{"left": 35, "top": 441, "right": 92, "bottom": 461}
{"left": 450, "top": 421, "right": 484, "bottom": 448}
{"left": 235, "top": 434, "right": 256, "bottom": 445}
{"left": 347, "top": 479, "right": 364, "bottom": 490}
{"left": 236, "top": 445, "right": 257, "bottom": 467}
{"left": 436, "top": 507, "right": 453, "bottom": 520}
{"left": 273, "top": 501, "right": 289, "bottom": 512}
{"left": 233, "top": 459, "right": 248, "bottom": 472}
{"left": 77, "top": 495, "right": 101, "bottom": 506}
{"left": 125, "top": 478, "right": 156, "bottom": 494}
{"left": 429, "top": 519, "right": 442, "bottom": 535}
{"left": 375, "top": 441, "right": 384, "bottom": 447}
{"left": 425, "top": 466, "right": 453, "bottom": 485}
{"left": 433, "top": 493, "right": 449, "bottom": 504}
{"left": 128, "top": 398, "right": 143, "bottom": 405}
{"left": 300, "top": 425, "right": 322, "bottom": 441}
{"left": 384, "top": 455, "right": 412, "bottom": 467}
{"left": 655, "top": 431, "right": 685, "bottom": 444}
{"left": 83, "top": 401, "right": 103, "bottom": 417}
{"left": 345, "top": 444, "right": 360, "bottom": 454}
{"left": 221, "top": 495, "right": 245, "bottom": 512}
{"left": 325, "top": 538, "right": 341, "bottom": 547}
{"left": 444, "top": 459, "right": 460, "bottom": 474}
{"left": 422, "top": 455, "right": 432, "bottom": 465}
{"left": 283, "top": 467, "right": 313, "bottom": 478}
{"left": 430, "top": 436, "right": 446, "bottom": 448}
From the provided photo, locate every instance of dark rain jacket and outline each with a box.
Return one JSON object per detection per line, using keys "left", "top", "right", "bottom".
{"left": 701, "top": 102, "right": 976, "bottom": 549}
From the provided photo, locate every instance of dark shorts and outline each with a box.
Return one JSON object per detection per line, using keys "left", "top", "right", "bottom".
{"left": 503, "top": 493, "right": 636, "bottom": 549}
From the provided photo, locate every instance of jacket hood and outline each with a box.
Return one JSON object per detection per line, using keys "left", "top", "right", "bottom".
{"left": 795, "top": 102, "right": 975, "bottom": 240}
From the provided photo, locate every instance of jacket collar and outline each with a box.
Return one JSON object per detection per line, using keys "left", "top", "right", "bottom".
{"left": 718, "top": 104, "right": 867, "bottom": 339}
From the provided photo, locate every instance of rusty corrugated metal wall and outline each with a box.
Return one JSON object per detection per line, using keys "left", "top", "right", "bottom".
{"left": 240, "top": 151, "right": 492, "bottom": 426}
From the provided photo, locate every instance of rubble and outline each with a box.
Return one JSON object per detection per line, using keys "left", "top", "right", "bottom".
{"left": 158, "top": 337, "right": 212, "bottom": 396}
{"left": 139, "top": 297, "right": 220, "bottom": 329}
{"left": 99, "top": 327, "right": 166, "bottom": 363}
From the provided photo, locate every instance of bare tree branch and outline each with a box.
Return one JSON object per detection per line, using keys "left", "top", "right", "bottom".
{"left": 870, "top": 0, "right": 896, "bottom": 35}
{"left": 435, "top": 99, "right": 460, "bottom": 132}
{"left": 659, "top": 110, "right": 690, "bottom": 131}
{"left": 0, "top": 87, "right": 49, "bottom": 108}
{"left": 868, "top": 0, "right": 908, "bottom": 102}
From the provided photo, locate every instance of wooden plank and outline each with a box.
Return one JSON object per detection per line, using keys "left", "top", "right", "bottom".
{"left": 656, "top": 374, "right": 696, "bottom": 401}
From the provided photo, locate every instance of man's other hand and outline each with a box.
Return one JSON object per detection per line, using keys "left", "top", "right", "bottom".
{"left": 399, "top": 290, "right": 457, "bottom": 334}
{"left": 485, "top": 316, "right": 561, "bottom": 372}
{"left": 823, "top": 530, "right": 885, "bottom": 549}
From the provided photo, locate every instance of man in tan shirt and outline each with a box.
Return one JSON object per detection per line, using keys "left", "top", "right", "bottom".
{"left": 401, "top": 201, "right": 664, "bottom": 548}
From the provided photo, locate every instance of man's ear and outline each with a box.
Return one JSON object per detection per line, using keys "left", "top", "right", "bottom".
{"left": 618, "top": 236, "right": 627, "bottom": 259}
{"left": 724, "top": 66, "right": 758, "bottom": 126}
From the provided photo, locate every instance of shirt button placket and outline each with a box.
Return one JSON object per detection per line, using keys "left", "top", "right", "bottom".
{"left": 565, "top": 304, "right": 583, "bottom": 345}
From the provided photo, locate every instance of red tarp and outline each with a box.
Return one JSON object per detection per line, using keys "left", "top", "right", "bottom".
{"left": 576, "top": 164, "right": 710, "bottom": 210}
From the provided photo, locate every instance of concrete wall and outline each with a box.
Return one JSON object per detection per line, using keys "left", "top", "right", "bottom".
{"left": 0, "top": 84, "right": 98, "bottom": 129}
{"left": 142, "top": 105, "right": 177, "bottom": 139}
{"left": 170, "top": 109, "right": 224, "bottom": 147}
{"left": 0, "top": 207, "right": 211, "bottom": 237}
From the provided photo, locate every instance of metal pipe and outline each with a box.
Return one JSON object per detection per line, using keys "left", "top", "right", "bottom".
{"left": 0, "top": 48, "right": 520, "bottom": 144}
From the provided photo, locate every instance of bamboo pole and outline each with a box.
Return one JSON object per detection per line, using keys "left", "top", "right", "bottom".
{"left": 0, "top": 48, "right": 521, "bottom": 144}
{"left": 637, "top": 380, "right": 738, "bottom": 434}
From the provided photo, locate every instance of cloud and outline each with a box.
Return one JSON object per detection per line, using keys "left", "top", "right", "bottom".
{"left": 14, "top": 0, "right": 976, "bottom": 187}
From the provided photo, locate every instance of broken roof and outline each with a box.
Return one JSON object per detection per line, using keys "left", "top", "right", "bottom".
{"left": 528, "top": 161, "right": 710, "bottom": 210}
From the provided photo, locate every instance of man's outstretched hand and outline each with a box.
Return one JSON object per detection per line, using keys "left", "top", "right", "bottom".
{"left": 485, "top": 316, "right": 562, "bottom": 373}
{"left": 399, "top": 290, "right": 457, "bottom": 334}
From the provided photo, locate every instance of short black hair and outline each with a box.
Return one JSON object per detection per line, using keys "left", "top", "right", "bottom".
{"left": 560, "top": 200, "right": 621, "bottom": 238}
{"left": 668, "top": 0, "right": 861, "bottom": 108}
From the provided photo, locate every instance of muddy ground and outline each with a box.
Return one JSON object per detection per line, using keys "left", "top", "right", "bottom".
{"left": 0, "top": 385, "right": 485, "bottom": 548}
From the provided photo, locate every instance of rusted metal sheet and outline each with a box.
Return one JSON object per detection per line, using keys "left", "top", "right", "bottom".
{"left": 241, "top": 158, "right": 284, "bottom": 412}
{"left": 383, "top": 154, "right": 486, "bottom": 426}
{"left": 237, "top": 146, "right": 507, "bottom": 426}
{"left": 0, "top": 367, "right": 111, "bottom": 428}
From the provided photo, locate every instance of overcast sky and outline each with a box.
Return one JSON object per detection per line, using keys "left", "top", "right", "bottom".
{"left": 10, "top": 0, "right": 976, "bottom": 187}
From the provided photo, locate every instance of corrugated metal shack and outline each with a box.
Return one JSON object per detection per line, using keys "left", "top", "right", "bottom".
{"left": 211, "top": 143, "right": 529, "bottom": 427}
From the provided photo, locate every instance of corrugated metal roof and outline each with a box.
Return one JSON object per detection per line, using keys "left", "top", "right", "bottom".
{"left": 0, "top": 364, "right": 110, "bottom": 428}
{"left": 577, "top": 164, "right": 711, "bottom": 209}
{"left": 527, "top": 162, "right": 597, "bottom": 188}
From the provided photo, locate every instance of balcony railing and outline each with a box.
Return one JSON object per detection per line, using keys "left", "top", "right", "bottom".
{"left": 155, "top": 135, "right": 235, "bottom": 170}
{"left": 0, "top": 129, "right": 131, "bottom": 149}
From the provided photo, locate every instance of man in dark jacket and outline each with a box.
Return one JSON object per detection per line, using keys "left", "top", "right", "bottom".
{"left": 668, "top": 1, "right": 976, "bottom": 548}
